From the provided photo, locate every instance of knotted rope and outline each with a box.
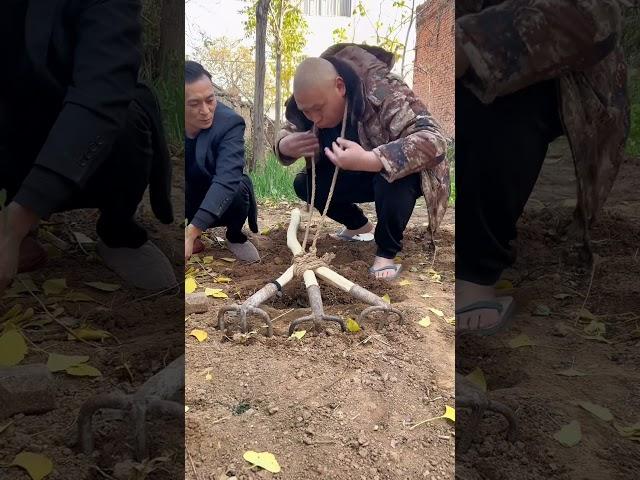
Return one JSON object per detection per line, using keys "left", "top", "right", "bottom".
{"left": 293, "top": 99, "right": 349, "bottom": 277}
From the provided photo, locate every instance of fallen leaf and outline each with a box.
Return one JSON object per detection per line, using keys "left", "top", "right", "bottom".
{"left": 220, "top": 257, "right": 236, "bottom": 263}
{"left": 576, "top": 401, "right": 613, "bottom": 422}
{"left": 442, "top": 405, "right": 456, "bottom": 422}
{"left": 556, "top": 368, "right": 590, "bottom": 377}
{"left": 43, "top": 278, "right": 67, "bottom": 296}
{"left": 243, "top": 451, "right": 281, "bottom": 473}
{"left": 215, "top": 276, "right": 232, "bottom": 284}
{"left": 84, "top": 282, "right": 121, "bottom": 292}
{"left": 428, "top": 307, "right": 444, "bottom": 317}
{"left": 0, "top": 330, "right": 28, "bottom": 366}
{"left": 205, "top": 373, "right": 213, "bottom": 381}
{"left": 584, "top": 320, "right": 606, "bottom": 336}
{"left": 65, "top": 364, "right": 101, "bottom": 377}
{"left": 205, "top": 288, "right": 228, "bottom": 299}
{"left": 0, "top": 304, "right": 23, "bottom": 323}
{"left": 532, "top": 304, "right": 551, "bottom": 317}
{"left": 11, "top": 452, "right": 53, "bottom": 480}
{"left": 46, "top": 353, "right": 90, "bottom": 372}
{"left": 581, "top": 334, "right": 612, "bottom": 344}
{"left": 614, "top": 422, "right": 640, "bottom": 440}
{"left": 185, "top": 277, "right": 198, "bottom": 294}
{"left": 260, "top": 227, "right": 272, "bottom": 235}
{"left": 68, "top": 328, "right": 111, "bottom": 341}
{"left": 418, "top": 317, "right": 431, "bottom": 328}
{"left": 289, "top": 330, "right": 307, "bottom": 340}
{"left": 445, "top": 316, "right": 455, "bottom": 325}
{"left": 398, "top": 279, "right": 412, "bottom": 286}
{"left": 495, "top": 279, "right": 513, "bottom": 290}
{"left": 203, "top": 256, "right": 214, "bottom": 264}
{"left": 382, "top": 294, "right": 391, "bottom": 304}
{"left": 465, "top": 367, "right": 487, "bottom": 392}
{"left": 346, "top": 318, "right": 361, "bottom": 333}
{"left": 185, "top": 405, "right": 190, "bottom": 412}
{"left": 553, "top": 293, "right": 572, "bottom": 300}
{"left": 508, "top": 334, "right": 536, "bottom": 348}
{"left": 578, "top": 308, "right": 597, "bottom": 321}
{"left": 553, "top": 420, "right": 581, "bottom": 447}
{"left": 190, "top": 329, "right": 208, "bottom": 342}
{"left": 62, "top": 292, "right": 95, "bottom": 303}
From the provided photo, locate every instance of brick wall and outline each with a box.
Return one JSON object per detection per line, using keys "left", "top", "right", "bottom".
{"left": 413, "top": 0, "right": 455, "bottom": 139}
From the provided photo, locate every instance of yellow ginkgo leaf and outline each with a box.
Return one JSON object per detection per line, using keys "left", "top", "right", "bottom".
{"left": 495, "top": 279, "right": 514, "bottom": 290}
{"left": 205, "top": 373, "right": 213, "bottom": 381}
{"left": 428, "top": 307, "right": 444, "bottom": 317}
{"left": 0, "top": 304, "right": 23, "bottom": 323}
{"left": 346, "top": 318, "right": 361, "bottom": 333}
{"left": 205, "top": 288, "right": 228, "bottom": 299}
{"left": 260, "top": 227, "right": 272, "bottom": 236}
{"left": 508, "top": 333, "right": 536, "bottom": 348}
{"left": 214, "top": 276, "right": 232, "bottom": 283}
{"left": 0, "top": 330, "right": 28, "bottom": 366}
{"left": 65, "top": 364, "right": 102, "bottom": 377}
{"left": 220, "top": 257, "right": 236, "bottom": 263}
{"left": 382, "top": 294, "right": 391, "bottom": 304}
{"left": 11, "top": 452, "right": 53, "bottom": 480}
{"left": 43, "top": 278, "right": 67, "bottom": 296}
{"left": 442, "top": 405, "right": 456, "bottom": 422}
{"left": 289, "top": 330, "right": 307, "bottom": 340}
{"left": 68, "top": 328, "right": 111, "bottom": 341}
{"left": 46, "top": 353, "right": 90, "bottom": 372}
{"left": 243, "top": 451, "right": 281, "bottom": 473}
{"left": 445, "top": 316, "right": 456, "bottom": 325}
{"left": 398, "top": 279, "right": 412, "bottom": 286}
{"left": 418, "top": 317, "right": 431, "bottom": 328}
{"left": 185, "top": 405, "right": 190, "bottom": 412}
{"left": 554, "top": 420, "right": 582, "bottom": 447}
{"left": 203, "top": 256, "right": 214, "bottom": 264}
{"left": 84, "top": 282, "right": 121, "bottom": 292}
{"left": 185, "top": 277, "right": 198, "bottom": 294}
{"left": 190, "top": 329, "right": 208, "bottom": 342}
{"left": 465, "top": 367, "right": 487, "bottom": 392}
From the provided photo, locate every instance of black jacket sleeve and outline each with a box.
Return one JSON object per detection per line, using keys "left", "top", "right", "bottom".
{"left": 14, "top": 0, "right": 142, "bottom": 218}
{"left": 191, "top": 113, "right": 246, "bottom": 231}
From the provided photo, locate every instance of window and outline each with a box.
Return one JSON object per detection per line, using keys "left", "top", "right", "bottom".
{"left": 303, "top": 0, "right": 352, "bottom": 17}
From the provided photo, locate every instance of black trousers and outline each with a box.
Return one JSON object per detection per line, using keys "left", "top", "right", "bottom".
{"left": 185, "top": 177, "right": 251, "bottom": 245}
{"left": 455, "top": 79, "right": 564, "bottom": 284}
{"left": 1, "top": 99, "right": 155, "bottom": 249}
{"left": 293, "top": 162, "right": 422, "bottom": 259}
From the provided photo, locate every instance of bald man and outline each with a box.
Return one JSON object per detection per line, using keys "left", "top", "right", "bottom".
{"left": 275, "top": 44, "right": 449, "bottom": 280}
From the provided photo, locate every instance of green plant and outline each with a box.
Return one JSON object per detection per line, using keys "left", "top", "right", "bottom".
{"left": 249, "top": 153, "right": 302, "bottom": 201}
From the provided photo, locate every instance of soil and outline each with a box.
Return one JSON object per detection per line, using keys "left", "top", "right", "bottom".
{"left": 456, "top": 138, "right": 640, "bottom": 480}
{"left": 185, "top": 198, "right": 456, "bottom": 480}
{"left": 0, "top": 157, "right": 185, "bottom": 480}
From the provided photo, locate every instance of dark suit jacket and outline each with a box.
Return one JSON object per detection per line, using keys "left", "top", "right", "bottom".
{"left": 187, "top": 102, "right": 258, "bottom": 233}
{"left": 8, "top": 0, "right": 147, "bottom": 218}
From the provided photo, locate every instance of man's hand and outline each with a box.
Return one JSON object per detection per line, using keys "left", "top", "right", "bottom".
{"left": 324, "top": 137, "right": 383, "bottom": 172}
{"left": 184, "top": 223, "right": 202, "bottom": 261}
{"left": 278, "top": 131, "right": 320, "bottom": 159}
{"left": 1, "top": 202, "right": 40, "bottom": 293}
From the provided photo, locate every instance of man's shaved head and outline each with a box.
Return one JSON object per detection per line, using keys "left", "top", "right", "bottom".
{"left": 293, "top": 57, "right": 339, "bottom": 93}
{"left": 293, "top": 57, "right": 346, "bottom": 129}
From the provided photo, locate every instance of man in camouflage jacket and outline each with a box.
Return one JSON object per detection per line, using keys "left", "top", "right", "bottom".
{"left": 455, "top": 0, "right": 630, "bottom": 333}
{"left": 274, "top": 44, "right": 449, "bottom": 279}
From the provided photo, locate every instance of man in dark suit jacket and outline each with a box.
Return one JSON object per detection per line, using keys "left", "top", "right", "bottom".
{"left": 0, "top": 0, "right": 176, "bottom": 292}
{"left": 184, "top": 61, "right": 259, "bottom": 263}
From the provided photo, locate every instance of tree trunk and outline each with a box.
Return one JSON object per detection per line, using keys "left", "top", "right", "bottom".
{"left": 273, "top": 1, "right": 283, "bottom": 148}
{"left": 159, "top": 0, "right": 184, "bottom": 80}
{"left": 400, "top": 0, "right": 416, "bottom": 79}
{"left": 250, "top": 0, "right": 271, "bottom": 172}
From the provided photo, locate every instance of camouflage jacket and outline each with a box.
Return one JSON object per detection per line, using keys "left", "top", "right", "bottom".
{"left": 275, "top": 44, "right": 450, "bottom": 236}
{"left": 457, "top": 0, "right": 631, "bottom": 237}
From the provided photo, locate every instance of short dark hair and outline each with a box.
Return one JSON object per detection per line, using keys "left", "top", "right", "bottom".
{"left": 185, "top": 61, "right": 212, "bottom": 84}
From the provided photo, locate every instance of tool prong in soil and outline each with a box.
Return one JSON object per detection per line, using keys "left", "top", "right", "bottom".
{"left": 289, "top": 270, "right": 346, "bottom": 335}
{"left": 77, "top": 354, "right": 184, "bottom": 460}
